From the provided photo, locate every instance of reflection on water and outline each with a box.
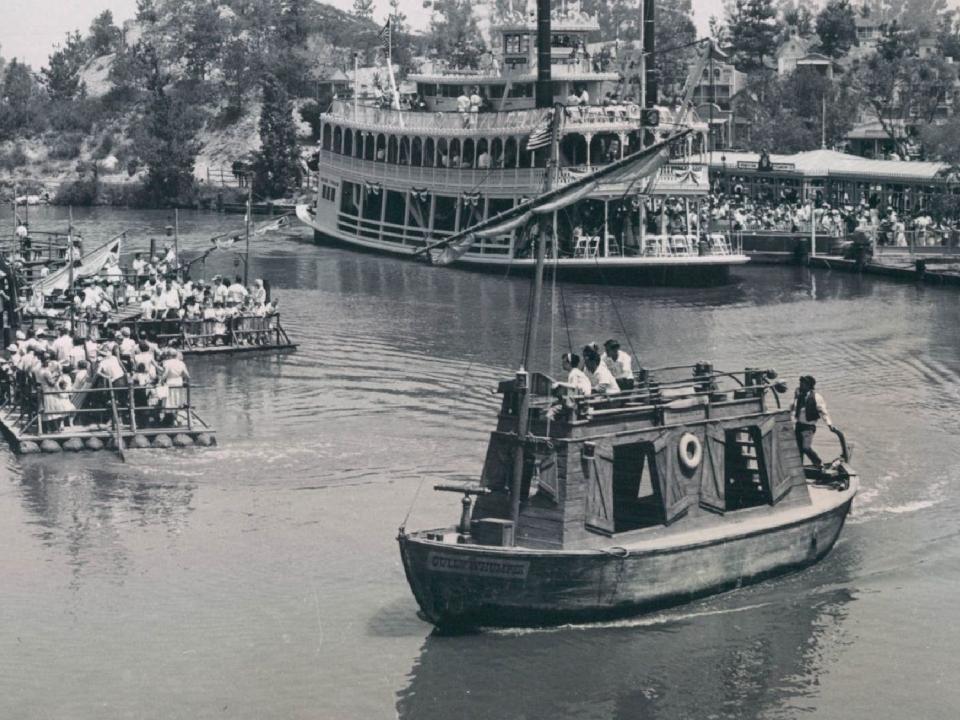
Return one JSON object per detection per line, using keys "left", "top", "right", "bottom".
{"left": 1, "top": 207, "right": 960, "bottom": 718}
{"left": 397, "top": 585, "right": 857, "bottom": 720}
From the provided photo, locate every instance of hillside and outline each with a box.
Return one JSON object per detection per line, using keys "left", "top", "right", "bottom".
{"left": 0, "top": 0, "right": 383, "bottom": 205}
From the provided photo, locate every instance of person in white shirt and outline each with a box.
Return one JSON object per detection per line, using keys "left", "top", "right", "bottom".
{"left": 132, "top": 252, "right": 146, "bottom": 279}
{"left": 51, "top": 326, "right": 74, "bottom": 364}
{"left": 226, "top": 276, "right": 248, "bottom": 307}
{"left": 160, "top": 280, "right": 182, "bottom": 318}
{"left": 601, "top": 339, "right": 634, "bottom": 390}
{"left": 251, "top": 278, "right": 267, "bottom": 306}
{"left": 69, "top": 336, "right": 87, "bottom": 369}
{"left": 96, "top": 347, "right": 126, "bottom": 385}
{"left": 118, "top": 327, "right": 137, "bottom": 358}
{"left": 557, "top": 352, "right": 592, "bottom": 396}
{"left": 211, "top": 278, "right": 226, "bottom": 305}
{"left": 583, "top": 349, "right": 618, "bottom": 394}
{"left": 790, "top": 375, "right": 835, "bottom": 468}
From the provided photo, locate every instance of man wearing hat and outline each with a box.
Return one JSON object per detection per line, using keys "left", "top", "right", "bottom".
{"left": 791, "top": 375, "right": 835, "bottom": 469}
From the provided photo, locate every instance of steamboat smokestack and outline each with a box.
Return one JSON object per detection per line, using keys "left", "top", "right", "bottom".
{"left": 643, "top": 0, "right": 656, "bottom": 107}
{"left": 535, "top": 0, "right": 552, "bottom": 109}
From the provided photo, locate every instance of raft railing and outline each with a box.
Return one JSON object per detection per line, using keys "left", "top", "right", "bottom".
{"left": 19, "top": 382, "right": 203, "bottom": 438}
{"left": 113, "top": 314, "right": 292, "bottom": 351}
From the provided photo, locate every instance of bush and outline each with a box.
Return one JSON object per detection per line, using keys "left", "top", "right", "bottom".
{"left": 0, "top": 144, "right": 29, "bottom": 170}
{"left": 53, "top": 178, "right": 98, "bottom": 205}
{"left": 93, "top": 132, "right": 114, "bottom": 159}
{"left": 299, "top": 101, "right": 322, "bottom": 142}
{"left": 48, "top": 133, "right": 84, "bottom": 160}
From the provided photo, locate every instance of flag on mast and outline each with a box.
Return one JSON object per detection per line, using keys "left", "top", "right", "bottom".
{"left": 526, "top": 109, "right": 556, "bottom": 150}
{"left": 378, "top": 18, "right": 392, "bottom": 58}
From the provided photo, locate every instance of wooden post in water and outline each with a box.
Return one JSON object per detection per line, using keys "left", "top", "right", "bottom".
{"left": 108, "top": 379, "right": 126, "bottom": 462}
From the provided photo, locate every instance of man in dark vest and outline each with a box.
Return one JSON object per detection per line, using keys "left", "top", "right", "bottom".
{"left": 791, "top": 375, "right": 834, "bottom": 468}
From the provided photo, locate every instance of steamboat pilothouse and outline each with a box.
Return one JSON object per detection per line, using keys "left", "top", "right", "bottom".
{"left": 297, "top": 2, "right": 749, "bottom": 284}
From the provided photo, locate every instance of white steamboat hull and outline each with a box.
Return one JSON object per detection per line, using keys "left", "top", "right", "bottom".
{"left": 297, "top": 204, "right": 748, "bottom": 285}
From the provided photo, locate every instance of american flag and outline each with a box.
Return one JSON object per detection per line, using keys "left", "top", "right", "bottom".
{"left": 526, "top": 109, "right": 555, "bottom": 150}
{"left": 378, "top": 18, "right": 391, "bottom": 57}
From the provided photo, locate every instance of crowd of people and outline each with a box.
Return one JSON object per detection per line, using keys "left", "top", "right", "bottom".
{"left": 707, "top": 192, "right": 960, "bottom": 247}
{"left": 2, "top": 324, "right": 191, "bottom": 432}
{"left": 555, "top": 339, "right": 635, "bottom": 397}
{"left": 17, "top": 235, "right": 281, "bottom": 350}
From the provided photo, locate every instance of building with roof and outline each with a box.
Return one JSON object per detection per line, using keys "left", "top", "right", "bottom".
{"left": 691, "top": 48, "right": 750, "bottom": 150}
{"left": 708, "top": 148, "right": 950, "bottom": 213}
{"left": 777, "top": 36, "right": 817, "bottom": 76}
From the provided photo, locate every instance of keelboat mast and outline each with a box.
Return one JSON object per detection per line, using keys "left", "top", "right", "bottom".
{"left": 509, "top": 0, "right": 558, "bottom": 535}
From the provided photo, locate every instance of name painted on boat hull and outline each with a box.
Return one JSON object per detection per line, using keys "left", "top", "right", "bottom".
{"left": 427, "top": 552, "right": 530, "bottom": 580}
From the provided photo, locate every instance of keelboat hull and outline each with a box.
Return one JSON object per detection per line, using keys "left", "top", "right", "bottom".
{"left": 297, "top": 205, "right": 748, "bottom": 287}
{"left": 398, "top": 481, "right": 856, "bottom": 628}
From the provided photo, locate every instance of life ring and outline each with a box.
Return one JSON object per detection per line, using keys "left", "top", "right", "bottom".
{"left": 627, "top": 103, "right": 641, "bottom": 119}
{"left": 678, "top": 432, "right": 702, "bottom": 470}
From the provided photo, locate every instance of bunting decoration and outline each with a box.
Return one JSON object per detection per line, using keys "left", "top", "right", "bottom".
{"left": 460, "top": 191, "right": 482, "bottom": 208}
{"left": 410, "top": 187, "right": 431, "bottom": 203}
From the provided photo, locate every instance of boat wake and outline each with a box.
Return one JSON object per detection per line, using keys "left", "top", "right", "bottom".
{"left": 848, "top": 474, "right": 950, "bottom": 525}
{"left": 487, "top": 601, "right": 774, "bottom": 637}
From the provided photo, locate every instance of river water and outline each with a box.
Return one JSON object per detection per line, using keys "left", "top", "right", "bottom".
{"left": 1, "top": 206, "right": 958, "bottom": 719}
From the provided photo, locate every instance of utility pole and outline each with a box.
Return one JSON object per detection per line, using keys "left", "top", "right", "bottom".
{"left": 244, "top": 176, "right": 253, "bottom": 286}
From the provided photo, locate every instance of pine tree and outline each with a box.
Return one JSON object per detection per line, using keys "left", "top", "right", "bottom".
{"left": 428, "top": 0, "right": 486, "bottom": 68}
{"left": 725, "top": 0, "right": 779, "bottom": 71}
{"left": 88, "top": 10, "right": 120, "bottom": 57}
{"left": 254, "top": 74, "right": 300, "bottom": 198}
{"left": 131, "top": 47, "right": 202, "bottom": 203}
{"left": 352, "top": 0, "right": 375, "bottom": 21}
{"left": 41, "top": 30, "right": 89, "bottom": 102}
{"left": 816, "top": 0, "right": 858, "bottom": 58}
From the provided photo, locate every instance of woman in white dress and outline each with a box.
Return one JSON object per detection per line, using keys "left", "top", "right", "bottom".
{"left": 160, "top": 350, "right": 190, "bottom": 423}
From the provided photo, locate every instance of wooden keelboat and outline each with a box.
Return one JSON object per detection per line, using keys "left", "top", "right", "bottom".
{"left": 397, "top": 366, "right": 857, "bottom": 627}
{"left": 396, "top": 0, "right": 855, "bottom": 628}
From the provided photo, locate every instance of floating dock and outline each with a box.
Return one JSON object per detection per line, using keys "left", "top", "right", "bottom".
{"left": 0, "top": 384, "right": 216, "bottom": 455}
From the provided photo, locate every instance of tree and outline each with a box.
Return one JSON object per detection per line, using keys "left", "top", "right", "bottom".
{"left": 0, "top": 60, "right": 40, "bottom": 140}
{"left": 352, "top": 0, "right": 375, "bottom": 21}
{"left": 853, "top": 24, "right": 957, "bottom": 157}
{"left": 725, "top": 0, "right": 779, "bottom": 71}
{"left": 134, "top": 85, "right": 203, "bottom": 202}
{"left": 254, "top": 74, "right": 300, "bottom": 198}
{"left": 816, "top": 1, "right": 858, "bottom": 57}
{"left": 427, "top": 0, "right": 486, "bottom": 68}
{"left": 777, "top": 0, "right": 815, "bottom": 39}
{"left": 88, "top": 10, "right": 120, "bottom": 57}
{"left": 41, "top": 30, "right": 89, "bottom": 102}
{"left": 177, "top": 1, "right": 226, "bottom": 81}
{"left": 136, "top": 0, "right": 159, "bottom": 24}
{"left": 221, "top": 35, "right": 255, "bottom": 115}
{"left": 919, "top": 114, "right": 960, "bottom": 164}
{"left": 656, "top": 0, "right": 699, "bottom": 99}
{"left": 388, "top": 0, "right": 408, "bottom": 31}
